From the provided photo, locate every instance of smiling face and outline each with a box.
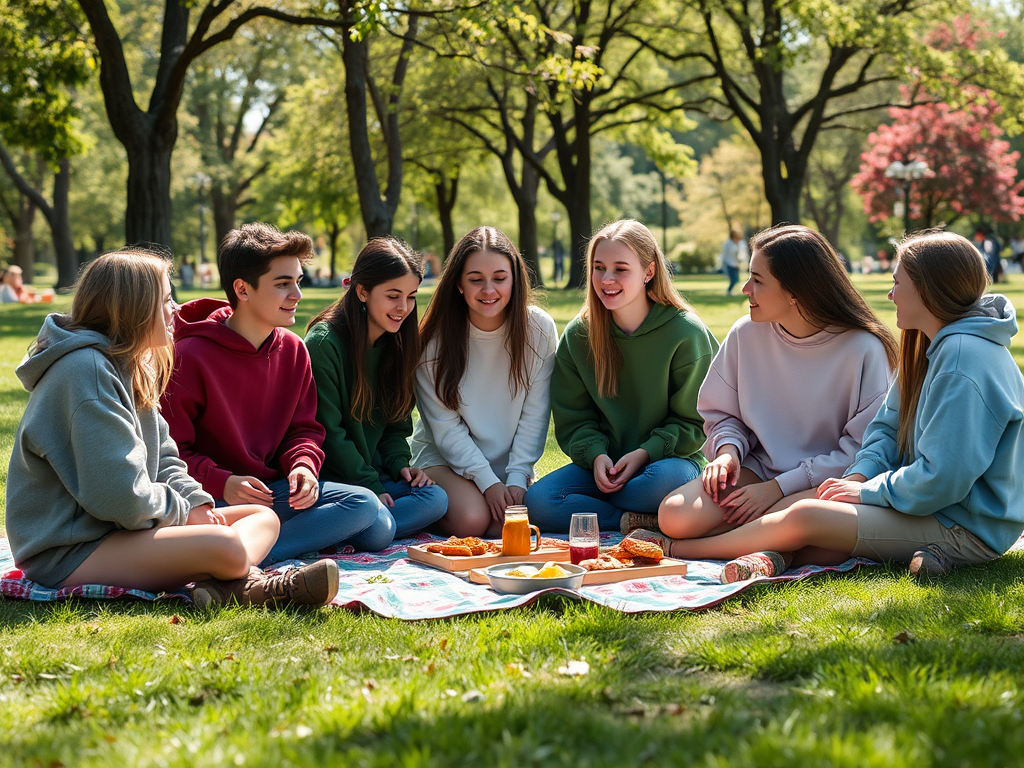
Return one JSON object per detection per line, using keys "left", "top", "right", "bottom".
{"left": 888, "top": 261, "right": 934, "bottom": 332}
{"left": 234, "top": 255, "right": 304, "bottom": 329}
{"left": 148, "top": 274, "right": 178, "bottom": 349}
{"left": 590, "top": 238, "right": 654, "bottom": 315}
{"left": 742, "top": 249, "right": 798, "bottom": 324}
{"left": 357, "top": 272, "right": 421, "bottom": 344}
{"left": 459, "top": 249, "right": 513, "bottom": 331}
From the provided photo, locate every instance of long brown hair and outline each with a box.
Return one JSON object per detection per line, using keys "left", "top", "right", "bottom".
{"left": 68, "top": 247, "right": 174, "bottom": 409}
{"left": 307, "top": 237, "right": 422, "bottom": 424}
{"left": 419, "top": 227, "right": 535, "bottom": 411}
{"left": 893, "top": 231, "right": 988, "bottom": 459}
{"left": 583, "top": 220, "right": 691, "bottom": 397}
{"left": 749, "top": 225, "right": 899, "bottom": 371}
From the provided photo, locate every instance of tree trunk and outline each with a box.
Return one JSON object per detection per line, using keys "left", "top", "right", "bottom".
{"left": 765, "top": 172, "right": 802, "bottom": 226}
{"left": 13, "top": 194, "right": 36, "bottom": 282}
{"left": 516, "top": 167, "right": 542, "bottom": 287}
{"left": 328, "top": 221, "right": 340, "bottom": 282}
{"left": 342, "top": 33, "right": 392, "bottom": 238}
{"left": 124, "top": 138, "right": 174, "bottom": 246}
{"left": 210, "top": 183, "right": 236, "bottom": 251}
{"left": 434, "top": 173, "right": 458, "bottom": 259}
{"left": 564, "top": 101, "right": 593, "bottom": 289}
{"left": 52, "top": 159, "right": 78, "bottom": 289}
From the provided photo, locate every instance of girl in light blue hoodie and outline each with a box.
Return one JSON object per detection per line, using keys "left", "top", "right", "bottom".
{"left": 631, "top": 231, "right": 1024, "bottom": 581}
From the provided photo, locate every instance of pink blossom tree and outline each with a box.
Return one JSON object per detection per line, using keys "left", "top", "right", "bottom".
{"left": 852, "top": 91, "right": 1024, "bottom": 229}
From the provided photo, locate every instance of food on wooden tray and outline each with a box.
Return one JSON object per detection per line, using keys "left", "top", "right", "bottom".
{"left": 579, "top": 554, "right": 628, "bottom": 571}
{"left": 578, "top": 539, "right": 667, "bottom": 571}
{"left": 424, "top": 536, "right": 502, "bottom": 557}
{"left": 619, "top": 536, "right": 665, "bottom": 563}
{"left": 503, "top": 562, "right": 571, "bottom": 579}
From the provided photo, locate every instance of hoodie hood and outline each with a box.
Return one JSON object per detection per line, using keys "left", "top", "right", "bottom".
{"left": 611, "top": 301, "right": 687, "bottom": 339}
{"left": 174, "top": 297, "right": 282, "bottom": 354}
{"left": 17, "top": 314, "right": 111, "bottom": 392}
{"left": 929, "top": 294, "right": 1018, "bottom": 356}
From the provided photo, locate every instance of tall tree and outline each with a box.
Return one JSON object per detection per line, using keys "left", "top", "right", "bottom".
{"left": 0, "top": 155, "right": 44, "bottom": 281}
{"left": 852, "top": 89, "right": 1024, "bottom": 229}
{"left": 186, "top": 22, "right": 306, "bottom": 247}
{"left": 75, "top": 0, "right": 341, "bottom": 246}
{"left": 691, "top": 2, "right": 1024, "bottom": 225}
{"left": 0, "top": 0, "right": 90, "bottom": 287}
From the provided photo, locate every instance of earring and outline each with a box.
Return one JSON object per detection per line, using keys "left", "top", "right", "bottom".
{"left": 360, "top": 301, "right": 367, "bottom": 313}
{"left": 644, "top": 276, "right": 652, "bottom": 284}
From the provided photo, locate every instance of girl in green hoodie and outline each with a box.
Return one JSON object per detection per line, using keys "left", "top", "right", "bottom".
{"left": 526, "top": 220, "right": 719, "bottom": 532}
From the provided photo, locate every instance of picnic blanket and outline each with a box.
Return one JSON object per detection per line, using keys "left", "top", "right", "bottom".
{"left": 0, "top": 534, "right": 876, "bottom": 618}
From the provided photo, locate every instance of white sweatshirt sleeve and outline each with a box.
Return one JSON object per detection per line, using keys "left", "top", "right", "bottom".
{"left": 697, "top": 331, "right": 756, "bottom": 461}
{"left": 414, "top": 357, "right": 502, "bottom": 493}
{"left": 505, "top": 311, "right": 558, "bottom": 489}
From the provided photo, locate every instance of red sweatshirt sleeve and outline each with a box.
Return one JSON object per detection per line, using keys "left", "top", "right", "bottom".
{"left": 275, "top": 349, "right": 326, "bottom": 477}
{"left": 161, "top": 342, "right": 234, "bottom": 499}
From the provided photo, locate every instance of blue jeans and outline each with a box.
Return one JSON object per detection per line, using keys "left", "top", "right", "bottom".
{"left": 344, "top": 478, "right": 449, "bottom": 551}
{"left": 218, "top": 478, "right": 381, "bottom": 566}
{"left": 725, "top": 264, "right": 740, "bottom": 294}
{"left": 525, "top": 458, "right": 701, "bottom": 533}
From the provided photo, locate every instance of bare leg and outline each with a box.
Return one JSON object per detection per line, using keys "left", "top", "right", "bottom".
{"left": 665, "top": 498, "right": 860, "bottom": 560}
{"left": 659, "top": 469, "right": 770, "bottom": 539}
{"left": 61, "top": 506, "right": 279, "bottom": 592}
{"left": 791, "top": 546, "right": 852, "bottom": 567}
{"left": 424, "top": 466, "right": 500, "bottom": 538}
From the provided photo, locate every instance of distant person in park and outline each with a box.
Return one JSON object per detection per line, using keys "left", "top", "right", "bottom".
{"left": 974, "top": 228, "right": 1003, "bottom": 284}
{"left": 161, "top": 223, "right": 383, "bottom": 564}
{"left": 642, "top": 225, "right": 897, "bottom": 580}
{"left": 633, "top": 231, "right": 1024, "bottom": 582}
{"left": 552, "top": 238, "right": 566, "bottom": 285}
{"left": 719, "top": 228, "right": 747, "bottom": 295}
{"left": 0, "top": 264, "right": 31, "bottom": 303}
{"left": 305, "top": 237, "right": 447, "bottom": 548}
{"left": 4, "top": 248, "right": 339, "bottom": 606}
{"left": 1007, "top": 233, "right": 1024, "bottom": 272}
{"left": 179, "top": 256, "right": 196, "bottom": 289}
{"left": 525, "top": 219, "right": 719, "bottom": 533}
{"left": 412, "top": 226, "right": 558, "bottom": 537}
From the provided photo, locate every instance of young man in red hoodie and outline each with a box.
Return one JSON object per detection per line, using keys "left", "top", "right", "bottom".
{"left": 162, "top": 223, "right": 391, "bottom": 564}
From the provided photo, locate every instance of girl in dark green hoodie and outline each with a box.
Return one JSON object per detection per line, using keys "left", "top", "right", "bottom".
{"left": 526, "top": 220, "right": 719, "bottom": 532}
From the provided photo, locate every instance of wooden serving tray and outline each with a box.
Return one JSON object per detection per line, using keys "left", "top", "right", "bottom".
{"left": 406, "top": 542, "right": 571, "bottom": 572}
{"left": 468, "top": 557, "right": 688, "bottom": 586}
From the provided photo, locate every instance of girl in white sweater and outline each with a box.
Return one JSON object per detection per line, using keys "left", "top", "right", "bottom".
{"left": 412, "top": 227, "right": 558, "bottom": 537}
{"left": 644, "top": 226, "right": 897, "bottom": 577}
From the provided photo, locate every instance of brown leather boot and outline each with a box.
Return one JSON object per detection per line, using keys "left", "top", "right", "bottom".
{"left": 192, "top": 559, "right": 339, "bottom": 608}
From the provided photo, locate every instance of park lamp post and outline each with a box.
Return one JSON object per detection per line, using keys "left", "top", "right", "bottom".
{"left": 190, "top": 172, "right": 211, "bottom": 263}
{"left": 884, "top": 160, "right": 929, "bottom": 235}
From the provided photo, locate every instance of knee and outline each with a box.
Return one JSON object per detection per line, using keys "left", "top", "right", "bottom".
{"left": 422, "top": 485, "right": 449, "bottom": 518}
{"left": 443, "top": 504, "right": 491, "bottom": 538}
{"left": 658, "top": 490, "right": 704, "bottom": 539}
{"left": 201, "top": 526, "right": 250, "bottom": 579}
{"left": 335, "top": 486, "right": 383, "bottom": 528}
{"left": 359, "top": 507, "right": 397, "bottom": 552}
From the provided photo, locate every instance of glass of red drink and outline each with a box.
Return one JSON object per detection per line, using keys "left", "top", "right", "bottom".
{"left": 569, "top": 513, "right": 600, "bottom": 565}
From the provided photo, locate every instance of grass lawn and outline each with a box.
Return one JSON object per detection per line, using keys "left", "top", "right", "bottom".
{"left": 1, "top": 273, "right": 1023, "bottom": 767}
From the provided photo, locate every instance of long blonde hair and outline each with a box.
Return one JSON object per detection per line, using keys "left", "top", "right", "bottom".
{"left": 68, "top": 248, "right": 175, "bottom": 409}
{"left": 583, "top": 220, "right": 691, "bottom": 397}
{"left": 894, "top": 232, "right": 988, "bottom": 459}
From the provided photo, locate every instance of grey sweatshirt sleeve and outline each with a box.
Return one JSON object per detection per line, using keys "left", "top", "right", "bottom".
{"left": 154, "top": 411, "right": 215, "bottom": 511}
{"left": 58, "top": 395, "right": 192, "bottom": 530}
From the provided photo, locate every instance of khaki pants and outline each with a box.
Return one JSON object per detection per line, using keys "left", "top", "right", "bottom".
{"left": 851, "top": 505, "right": 999, "bottom": 564}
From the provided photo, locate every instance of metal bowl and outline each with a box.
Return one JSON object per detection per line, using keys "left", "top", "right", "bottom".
{"left": 483, "top": 561, "right": 586, "bottom": 594}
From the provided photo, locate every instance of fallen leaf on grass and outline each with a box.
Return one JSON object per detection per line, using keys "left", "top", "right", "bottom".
{"left": 439, "top": 638, "right": 448, "bottom": 651}
{"left": 557, "top": 660, "right": 589, "bottom": 677}
{"left": 169, "top": 615, "right": 183, "bottom": 625}
{"left": 893, "top": 631, "right": 917, "bottom": 644}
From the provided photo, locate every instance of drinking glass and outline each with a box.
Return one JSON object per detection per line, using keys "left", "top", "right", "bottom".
{"left": 569, "top": 513, "right": 600, "bottom": 565}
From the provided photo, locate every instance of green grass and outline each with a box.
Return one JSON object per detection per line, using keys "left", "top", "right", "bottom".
{"left": 1, "top": 274, "right": 1024, "bottom": 766}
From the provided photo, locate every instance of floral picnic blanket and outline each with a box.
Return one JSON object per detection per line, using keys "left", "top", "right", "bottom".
{"left": 0, "top": 534, "right": 877, "bottom": 618}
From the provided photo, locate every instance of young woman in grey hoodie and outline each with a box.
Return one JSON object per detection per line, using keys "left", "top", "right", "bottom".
{"left": 5, "top": 248, "right": 339, "bottom": 607}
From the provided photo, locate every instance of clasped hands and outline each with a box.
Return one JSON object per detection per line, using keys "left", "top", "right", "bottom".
{"left": 222, "top": 465, "right": 320, "bottom": 509}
